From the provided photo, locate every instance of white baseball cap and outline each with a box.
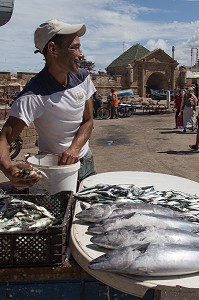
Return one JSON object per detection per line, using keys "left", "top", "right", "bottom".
{"left": 34, "top": 19, "right": 86, "bottom": 52}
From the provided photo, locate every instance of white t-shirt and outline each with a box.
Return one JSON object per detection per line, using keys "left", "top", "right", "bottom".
{"left": 10, "top": 67, "right": 96, "bottom": 158}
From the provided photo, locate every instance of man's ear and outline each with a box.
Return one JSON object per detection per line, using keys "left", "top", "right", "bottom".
{"left": 48, "top": 41, "right": 58, "bottom": 56}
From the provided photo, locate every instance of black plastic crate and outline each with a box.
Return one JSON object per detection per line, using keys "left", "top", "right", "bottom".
{"left": 0, "top": 191, "right": 75, "bottom": 267}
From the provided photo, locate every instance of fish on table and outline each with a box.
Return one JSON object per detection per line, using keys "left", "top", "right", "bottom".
{"left": 87, "top": 212, "right": 199, "bottom": 234}
{"left": 76, "top": 201, "right": 182, "bottom": 223}
{"left": 75, "top": 184, "right": 199, "bottom": 222}
{"left": 74, "top": 184, "right": 199, "bottom": 277}
{"left": 74, "top": 184, "right": 135, "bottom": 203}
{"left": 89, "top": 243, "right": 199, "bottom": 276}
{"left": 90, "top": 227, "right": 199, "bottom": 249}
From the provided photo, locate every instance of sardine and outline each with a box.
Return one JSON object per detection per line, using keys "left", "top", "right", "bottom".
{"left": 89, "top": 243, "right": 199, "bottom": 276}
{"left": 0, "top": 193, "right": 55, "bottom": 232}
{"left": 28, "top": 217, "right": 53, "bottom": 231}
{"left": 19, "top": 168, "right": 48, "bottom": 178}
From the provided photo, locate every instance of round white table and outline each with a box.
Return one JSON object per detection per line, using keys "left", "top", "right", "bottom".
{"left": 70, "top": 171, "right": 199, "bottom": 298}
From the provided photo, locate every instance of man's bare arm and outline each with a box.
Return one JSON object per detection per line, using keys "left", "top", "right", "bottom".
{"left": 0, "top": 116, "right": 42, "bottom": 187}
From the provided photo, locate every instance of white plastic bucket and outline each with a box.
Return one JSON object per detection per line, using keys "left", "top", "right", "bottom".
{"left": 26, "top": 154, "right": 80, "bottom": 195}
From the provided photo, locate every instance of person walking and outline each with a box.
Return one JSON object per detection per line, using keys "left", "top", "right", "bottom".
{"left": 181, "top": 87, "right": 197, "bottom": 132}
{"left": 0, "top": 18, "right": 96, "bottom": 188}
{"left": 174, "top": 89, "right": 183, "bottom": 128}
{"left": 110, "top": 88, "right": 119, "bottom": 119}
{"left": 189, "top": 112, "right": 199, "bottom": 150}
{"left": 93, "top": 91, "right": 103, "bottom": 119}
{"left": 195, "top": 83, "right": 199, "bottom": 101}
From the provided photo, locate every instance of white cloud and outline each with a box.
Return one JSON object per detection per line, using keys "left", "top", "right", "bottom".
{"left": 145, "top": 39, "right": 171, "bottom": 53}
{"left": 0, "top": 0, "right": 199, "bottom": 72}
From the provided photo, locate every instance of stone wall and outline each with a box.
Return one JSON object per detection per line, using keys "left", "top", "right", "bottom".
{"left": 0, "top": 120, "right": 37, "bottom": 149}
{"left": 0, "top": 72, "right": 11, "bottom": 80}
{"left": 20, "top": 123, "right": 38, "bottom": 149}
{"left": 17, "top": 72, "right": 37, "bottom": 82}
{"left": 91, "top": 73, "right": 122, "bottom": 97}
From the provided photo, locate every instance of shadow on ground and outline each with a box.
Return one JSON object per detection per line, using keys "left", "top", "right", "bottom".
{"left": 157, "top": 150, "right": 199, "bottom": 155}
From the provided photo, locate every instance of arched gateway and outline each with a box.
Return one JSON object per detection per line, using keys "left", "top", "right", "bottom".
{"left": 145, "top": 72, "right": 169, "bottom": 95}
{"left": 106, "top": 44, "right": 179, "bottom": 97}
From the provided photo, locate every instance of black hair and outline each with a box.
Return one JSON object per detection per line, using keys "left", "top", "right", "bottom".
{"left": 42, "top": 34, "right": 65, "bottom": 56}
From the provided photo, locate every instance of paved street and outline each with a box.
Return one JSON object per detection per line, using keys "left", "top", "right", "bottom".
{"left": 90, "top": 111, "right": 199, "bottom": 184}
{"left": 0, "top": 110, "right": 199, "bottom": 188}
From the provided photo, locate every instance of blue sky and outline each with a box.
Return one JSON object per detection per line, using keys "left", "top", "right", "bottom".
{"left": 0, "top": 0, "right": 199, "bottom": 73}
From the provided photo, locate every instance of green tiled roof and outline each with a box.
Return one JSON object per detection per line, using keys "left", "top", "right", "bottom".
{"left": 107, "top": 43, "right": 150, "bottom": 68}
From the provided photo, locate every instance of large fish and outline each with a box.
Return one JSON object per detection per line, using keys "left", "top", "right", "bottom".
{"left": 87, "top": 212, "right": 199, "bottom": 234}
{"left": 89, "top": 243, "right": 199, "bottom": 276}
{"left": 76, "top": 202, "right": 181, "bottom": 223}
{"left": 91, "top": 227, "right": 199, "bottom": 249}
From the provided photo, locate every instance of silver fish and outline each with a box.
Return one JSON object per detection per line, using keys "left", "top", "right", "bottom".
{"left": 75, "top": 184, "right": 134, "bottom": 202}
{"left": 76, "top": 202, "right": 181, "bottom": 223}
{"left": 89, "top": 243, "right": 199, "bottom": 276}
{"left": 91, "top": 227, "right": 199, "bottom": 249}
{"left": 28, "top": 217, "right": 53, "bottom": 231}
{"left": 76, "top": 184, "right": 199, "bottom": 220}
{"left": 87, "top": 212, "right": 199, "bottom": 234}
{"left": 19, "top": 168, "right": 48, "bottom": 178}
{"left": 76, "top": 184, "right": 109, "bottom": 195}
{"left": 0, "top": 195, "right": 55, "bottom": 232}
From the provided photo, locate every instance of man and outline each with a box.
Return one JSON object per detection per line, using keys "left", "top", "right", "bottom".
{"left": 92, "top": 91, "right": 103, "bottom": 119}
{"left": 189, "top": 112, "right": 199, "bottom": 150}
{"left": 0, "top": 19, "right": 96, "bottom": 188}
{"left": 110, "top": 88, "right": 119, "bottom": 119}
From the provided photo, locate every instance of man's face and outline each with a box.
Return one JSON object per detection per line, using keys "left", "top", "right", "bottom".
{"left": 56, "top": 35, "right": 84, "bottom": 73}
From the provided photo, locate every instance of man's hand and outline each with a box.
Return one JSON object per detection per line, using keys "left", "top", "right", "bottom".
{"left": 5, "top": 163, "right": 44, "bottom": 188}
{"left": 58, "top": 148, "right": 79, "bottom": 165}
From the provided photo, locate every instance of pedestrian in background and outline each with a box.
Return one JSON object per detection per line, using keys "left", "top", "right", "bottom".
{"left": 174, "top": 89, "right": 183, "bottom": 128}
{"left": 110, "top": 88, "right": 119, "bottom": 119}
{"left": 93, "top": 92, "right": 103, "bottom": 119}
{"left": 181, "top": 87, "right": 198, "bottom": 132}
{"left": 195, "top": 83, "right": 199, "bottom": 102}
{"left": 189, "top": 112, "right": 199, "bottom": 150}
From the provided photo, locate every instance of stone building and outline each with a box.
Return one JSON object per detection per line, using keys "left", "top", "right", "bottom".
{"left": 106, "top": 43, "right": 181, "bottom": 97}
